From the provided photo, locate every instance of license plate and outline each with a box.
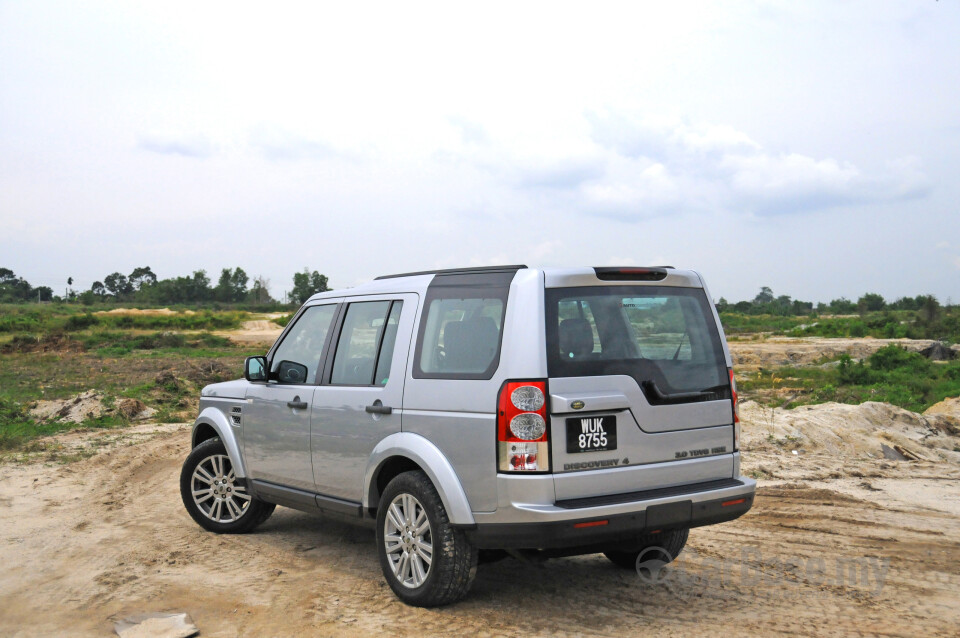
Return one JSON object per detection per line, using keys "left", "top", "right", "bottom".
{"left": 566, "top": 415, "right": 617, "bottom": 453}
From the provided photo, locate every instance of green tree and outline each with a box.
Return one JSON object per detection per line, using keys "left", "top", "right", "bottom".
{"left": 128, "top": 266, "right": 157, "bottom": 291}
{"left": 753, "top": 286, "right": 774, "bottom": 305}
{"left": 828, "top": 297, "right": 856, "bottom": 314}
{"left": 215, "top": 267, "right": 249, "bottom": 302}
{"left": 857, "top": 293, "right": 885, "bottom": 313}
{"left": 291, "top": 268, "right": 330, "bottom": 304}
{"left": 249, "top": 275, "right": 274, "bottom": 305}
{"left": 918, "top": 295, "right": 940, "bottom": 324}
{"left": 104, "top": 272, "right": 132, "bottom": 298}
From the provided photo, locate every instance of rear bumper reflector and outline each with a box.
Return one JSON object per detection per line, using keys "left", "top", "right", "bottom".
{"left": 722, "top": 498, "right": 746, "bottom": 507}
{"left": 573, "top": 520, "right": 608, "bottom": 529}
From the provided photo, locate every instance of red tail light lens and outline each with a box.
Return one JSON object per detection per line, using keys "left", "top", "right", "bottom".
{"left": 498, "top": 380, "right": 550, "bottom": 472}
{"left": 729, "top": 368, "right": 740, "bottom": 450}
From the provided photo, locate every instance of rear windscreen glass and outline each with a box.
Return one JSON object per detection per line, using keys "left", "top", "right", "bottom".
{"left": 545, "top": 286, "right": 729, "bottom": 403}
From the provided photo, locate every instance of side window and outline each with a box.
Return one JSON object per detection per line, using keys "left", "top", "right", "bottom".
{"left": 373, "top": 302, "right": 403, "bottom": 385}
{"left": 418, "top": 297, "right": 504, "bottom": 375}
{"left": 330, "top": 301, "right": 395, "bottom": 386}
{"left": 270, "top": 304, "right": 337, "bottom": 384}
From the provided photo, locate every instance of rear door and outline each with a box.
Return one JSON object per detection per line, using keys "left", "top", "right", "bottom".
{"left": 311, "top": 294, "right": 418, "bottom": 502}
{"left": 545, "top": 285, "right": 734, "bottom": 492}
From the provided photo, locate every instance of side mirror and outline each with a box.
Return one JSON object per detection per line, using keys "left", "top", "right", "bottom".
{"left": 244, "top": 356, "right": 268, "bottom": 382}
{"left": 275, "top": 360, "right": 309, "bottom": 384}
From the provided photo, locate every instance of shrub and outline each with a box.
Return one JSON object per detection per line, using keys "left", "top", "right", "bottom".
{"left": 837, "top": 355, "right": 874, "bottom": 385}
{"left": 868, "top": 345, "right": 930, "bottom": 373}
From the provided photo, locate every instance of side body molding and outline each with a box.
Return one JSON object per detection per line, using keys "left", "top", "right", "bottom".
{"left": 192, "top": 406, "right": 248, "bottom": 479}
{"left": 364, "top": 432, "right": 476, "bottom": 526}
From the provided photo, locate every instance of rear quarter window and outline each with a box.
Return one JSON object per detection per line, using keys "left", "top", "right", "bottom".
{"left": 412, "top": 271, "right": 515, "bottom": 380}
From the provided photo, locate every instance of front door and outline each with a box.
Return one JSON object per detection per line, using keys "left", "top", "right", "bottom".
{"left": 311, "top": 294, "right": 418, "bottom": 501}
{"left": 243, "top": 301, "right": 340, "bottom": 491}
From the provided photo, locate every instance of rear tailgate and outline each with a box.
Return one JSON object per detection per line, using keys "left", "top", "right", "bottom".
{"left": 543, "top": 274, "right": 736, "bottom": 499}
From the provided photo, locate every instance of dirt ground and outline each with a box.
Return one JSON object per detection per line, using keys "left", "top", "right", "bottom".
{"left": 214, "top": 314, "right": 286, "bottom": 347}
{"left": 728, "top": 336, "right": 960, "bottom": 371}
{"left": 1, "top": 404, "right": 959, "bottom": 637}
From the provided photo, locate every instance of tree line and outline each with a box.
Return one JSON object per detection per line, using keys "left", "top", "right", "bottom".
{"left": 715, "top": 286, "right": 948, "bottom": 317}
{"left": 0, "top": 266, "right": 330, "bottom": 306}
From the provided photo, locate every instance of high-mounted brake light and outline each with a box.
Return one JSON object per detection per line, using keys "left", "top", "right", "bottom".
{"left": 593, "top": 267, "right": 669, "bottom": 281}
{"left": 730, "top": 368, "right": 740, "bottom": 451}
{"left": 497, "top": 380, "right": 550, "bottom": 472}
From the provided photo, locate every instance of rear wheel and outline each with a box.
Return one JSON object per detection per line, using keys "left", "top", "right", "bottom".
{"left": 180, "top": 438, "right": 275, "bottom": 534}
{"left": 604, "top": 528, "right": 689, "bottom": 569}
{"left": 376, "top": 470, "right": 477, "bottom": 607}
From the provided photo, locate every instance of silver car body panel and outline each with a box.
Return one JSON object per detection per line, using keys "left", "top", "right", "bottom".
{"left": 311, "top": 292, "right": 419, "bottom": 501}
{"left": 364, "top": 431, "right": 476, "bottom": 525}
{"left": 475, "top": 468, "right": 755, "bottom": 525}
{"left": 192, "top": 401, "right": 248, "bottom": 478}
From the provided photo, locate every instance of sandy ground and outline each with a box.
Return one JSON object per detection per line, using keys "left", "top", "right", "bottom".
{"left": 214, "top": 315, "right": 286, "bottom": 347}
{"left": 1, "top": 404, "right": 958, "bottom": 637}
{"left": 729, "top": 336, "right": 960, "bottom": 371}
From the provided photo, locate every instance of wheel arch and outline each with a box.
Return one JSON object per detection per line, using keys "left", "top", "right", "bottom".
{"left": 364, "top": 432, "right": 475, "bottom": 526}
{"left": 191, "top": 406, "right": 248, "bottom": 479}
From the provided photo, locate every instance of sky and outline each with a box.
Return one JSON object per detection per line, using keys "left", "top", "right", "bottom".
{"left": 1, "top": 0, "right": 958, "bottom": 303}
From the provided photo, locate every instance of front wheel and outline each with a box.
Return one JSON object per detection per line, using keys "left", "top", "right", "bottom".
{"left": 376, "top": 471, "right": 477, "bottom": 607}
{"left": 180, "top": 438, "right": 275, "bottom": 534}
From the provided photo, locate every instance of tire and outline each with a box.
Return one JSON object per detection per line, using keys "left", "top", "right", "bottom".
{"left": 604, "top": 528, "right": 689, "bottom": 569}
{"left": 180, "top": 438, "right": 275, "bottom": 534}
{"left": 376, "top": 470, "right": 478, "bottom": 607}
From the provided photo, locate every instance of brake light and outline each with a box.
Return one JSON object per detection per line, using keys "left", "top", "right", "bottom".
{"left": 593, "top": 267, "right": 668, "bottom": 281}
{"left": 729, "top": 368, "right": 740, "bottom": 450}
{"left": 497, "top": 380, "right": 550, "bottom": 472}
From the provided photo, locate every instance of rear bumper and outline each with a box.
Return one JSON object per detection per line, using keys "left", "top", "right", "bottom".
{"left": 461, "top": 476, "right": 756, "bottom": 550}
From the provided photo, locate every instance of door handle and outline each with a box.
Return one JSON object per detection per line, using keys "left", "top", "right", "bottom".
{"left": 365, "top": 399, "right": 393, "bottom": 415}
{"left": 287, "top": 396, "right": 308, "bottom": 410}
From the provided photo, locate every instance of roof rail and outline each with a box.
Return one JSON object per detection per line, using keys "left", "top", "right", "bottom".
{"left": 375, "top": 265, "right": 528, "bottom": 280}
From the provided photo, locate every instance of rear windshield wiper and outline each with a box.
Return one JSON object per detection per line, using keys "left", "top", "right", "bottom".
{"left": 642, "top": 380, "right": 727, "bottom": 402}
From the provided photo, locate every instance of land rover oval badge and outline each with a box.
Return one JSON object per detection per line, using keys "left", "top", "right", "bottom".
{"left": 571, "top": 400, "right": 585, "bottom": 410}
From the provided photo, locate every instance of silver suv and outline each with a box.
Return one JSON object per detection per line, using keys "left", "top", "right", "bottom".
{"left": 180, "top": 265, "right": 754, "bottom": 606}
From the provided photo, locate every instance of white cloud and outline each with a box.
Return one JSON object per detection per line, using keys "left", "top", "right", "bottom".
{"left": 582, "top": 110, "right": 932, "bottom": 217}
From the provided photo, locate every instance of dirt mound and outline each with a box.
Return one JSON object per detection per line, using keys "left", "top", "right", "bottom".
{"left": 924, "top": 396, "right": 960, "bottom": 419}
{"left": 921, "top": 341, "right": 957, "bottom": 361}
{"left": 1, "top": 333, "right": 84, "bottom": 354}
{"left": 154, "top": 361, "right": 232, "bottom": 390}
{"left": 28, "top": 391, "right": 156, "bottom": 424}
{"left": 117, "top": 398, "right": 156, "bottom": 421}
{"left": 29, "top": 390, "right": 107, "bottom": 424}
{"left": 741, "top": 399, "right": 960, "bottom": 463}
{"left": 216, "top": 318, "right": 284, "bottom": 346}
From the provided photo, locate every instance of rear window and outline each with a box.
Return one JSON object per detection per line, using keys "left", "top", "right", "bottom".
{"left": 545, "top": 286, "right": 729, "bottom": 403}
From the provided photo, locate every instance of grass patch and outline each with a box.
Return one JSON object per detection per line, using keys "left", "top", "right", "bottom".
{"left": 739, "top": 345, "right": 960, "bottom": 413}
{"left": 719, "top": 313, "right": 814, "bottom": 335}
{"left": 274, "top": 313, "right": 295, "bottom": 327}
{"left": 0, "top": 304, "right": 250, "bottom": 333}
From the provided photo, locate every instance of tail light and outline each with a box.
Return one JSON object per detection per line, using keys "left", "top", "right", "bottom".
{"left": 497, "top": 380, "right": 550, "bottom": 472}
{"left": 729, "top": 368, "right": 740, "bottom": 451}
